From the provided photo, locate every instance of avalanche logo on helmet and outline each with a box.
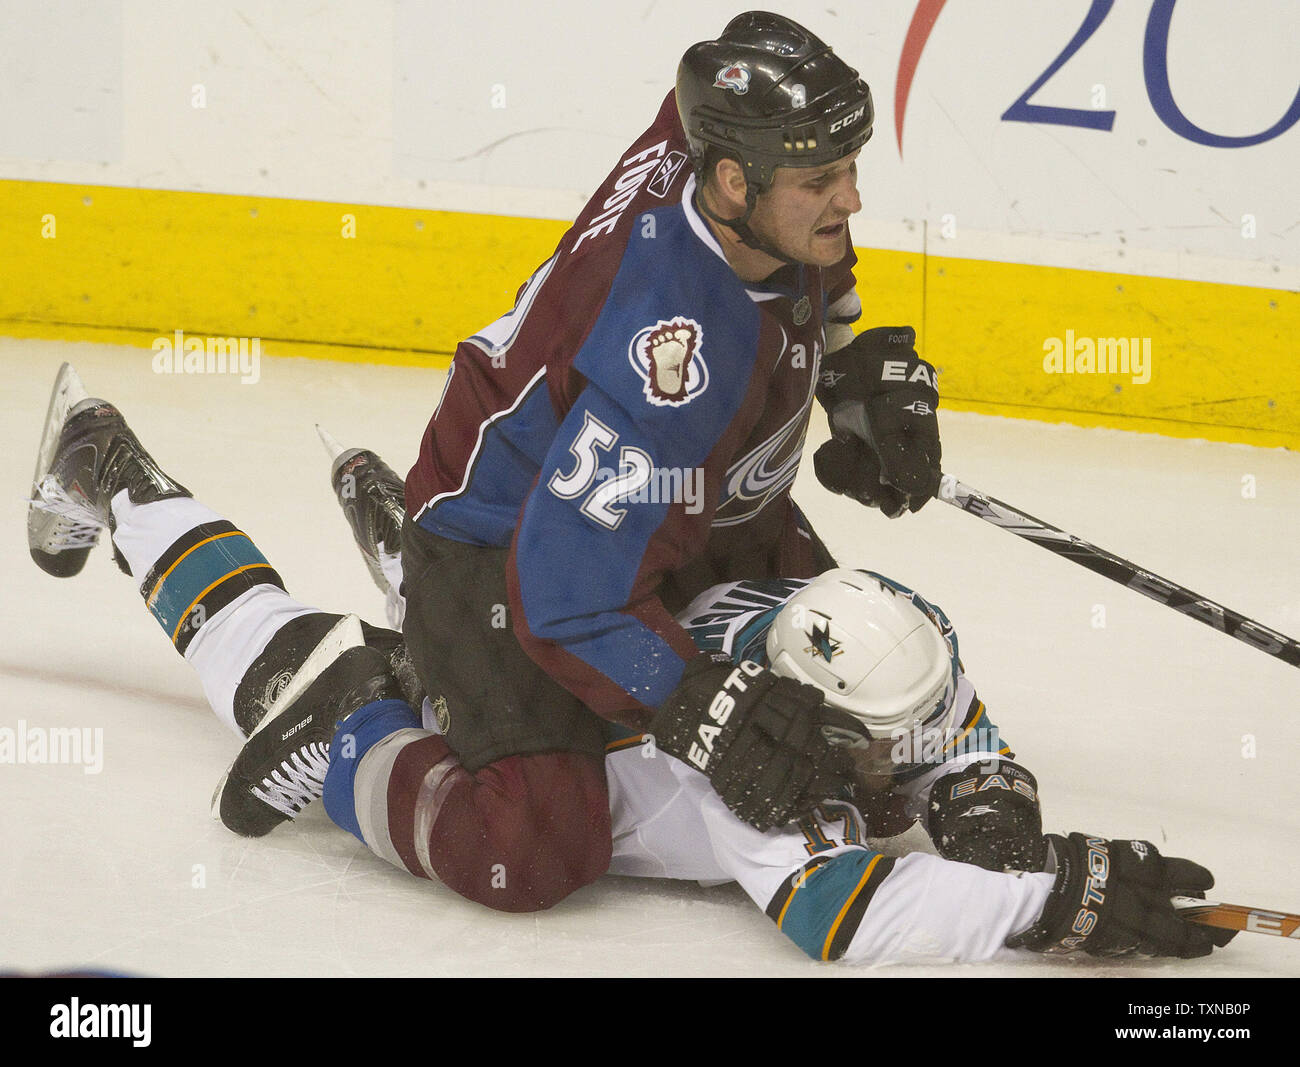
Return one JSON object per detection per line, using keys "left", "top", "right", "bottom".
{"left": 713, "top": 64, "right": 750, "bottom": 95}
{"left": 628, "top": 317, "right": 710, "bottom": 407}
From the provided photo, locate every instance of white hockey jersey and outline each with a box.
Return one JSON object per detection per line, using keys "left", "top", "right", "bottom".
{"left": 600, "top": 575, "right": 1054, "bottom": 964}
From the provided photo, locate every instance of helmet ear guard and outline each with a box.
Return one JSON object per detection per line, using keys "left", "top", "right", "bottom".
{"left": 765, "top": 569, "right": 956, "bottom": 739}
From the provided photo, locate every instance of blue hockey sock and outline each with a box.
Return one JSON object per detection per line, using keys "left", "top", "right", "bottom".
{"left": 322, "top": 698, "right": 421, "bottom": 842}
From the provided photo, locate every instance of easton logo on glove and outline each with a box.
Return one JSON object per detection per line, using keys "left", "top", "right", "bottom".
{"left": 687, "top": 659, "right": 764, "bottom": 771}
{"left": 881, "top": 360, "right": 936, "bottom": 388}
{"left": 815, "top": 325, "right": 942, "bottom": 511}
{"left": 649, "top": 653, "right": 858, "bottom": 831}
{"left": 1063, "top": 836, "right": 1111, "bottom": 944}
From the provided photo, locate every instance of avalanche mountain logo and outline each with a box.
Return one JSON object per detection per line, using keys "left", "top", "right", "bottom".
{"left": 714, "top": 64, "right": 750, "bottom": 94}
{"left": 628, "top": 317, "right": 709, "bottom": 407}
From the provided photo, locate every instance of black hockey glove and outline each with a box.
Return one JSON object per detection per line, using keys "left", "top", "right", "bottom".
{"left": 927, "top": 759, "right": 1047, "bottom": 873}
{"left": 650, "top": 653, "right": 864, "bottom": 831}
{"left": 813, "top": 434, "right": 909, "bottom": 518}
{"left": 1007, "top": 832, "right": 1238, "bottom": 959}
{"left": 816, "top": 325, "right": 941, "bottom": 513}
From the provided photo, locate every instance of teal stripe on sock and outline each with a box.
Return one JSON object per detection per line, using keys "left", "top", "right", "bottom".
{"left": 147, "top": 532, "right": 272, "bottom": 637}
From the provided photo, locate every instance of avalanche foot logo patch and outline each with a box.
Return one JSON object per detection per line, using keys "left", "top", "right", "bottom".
{"left": 629, "top": 317, "right": 709, "bottom": 407}
{"left": 714, "top": 64, "right": 750, "bottom": 95}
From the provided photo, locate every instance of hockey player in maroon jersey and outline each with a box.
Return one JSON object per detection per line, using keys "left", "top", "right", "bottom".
{"left": 26, "top": 12, "right": 951, "bottom": 916}
{"left": 387, "top": 12, "right": 945, "bottom": 910}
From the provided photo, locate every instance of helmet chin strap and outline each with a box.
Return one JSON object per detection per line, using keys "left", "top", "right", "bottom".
{"left": 692, "top": 182, "right": 803, "bottom": 268}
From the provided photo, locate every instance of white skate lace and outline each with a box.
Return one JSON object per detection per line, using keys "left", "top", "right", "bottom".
{"left": 251, "top": 741, "right": 330, "bottom": 816}
{"left": 28, "top": 475, "right": 105, "bottom": 550}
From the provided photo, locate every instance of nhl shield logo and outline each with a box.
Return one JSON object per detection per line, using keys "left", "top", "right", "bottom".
{"left": 628, "top": 317, "right": 709, "bottom": 407}
{"left": 714, "top": 64, "right": 750, "bottom": 95}
{"left": 431, "top": 694, "right": 450, "bottom": 734}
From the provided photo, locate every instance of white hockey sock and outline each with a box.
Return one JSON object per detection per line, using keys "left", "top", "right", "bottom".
{"left": 110, "top": 494, "right": 318, "bottom": 737}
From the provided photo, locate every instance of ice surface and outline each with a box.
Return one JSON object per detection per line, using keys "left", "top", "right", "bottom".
{"left": 2, "top": 337, "right": 1296, "bottom": 977}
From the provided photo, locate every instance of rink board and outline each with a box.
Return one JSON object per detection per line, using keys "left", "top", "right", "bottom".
{"left": 1, "top": 178, "right": 1295, "bottom": 449}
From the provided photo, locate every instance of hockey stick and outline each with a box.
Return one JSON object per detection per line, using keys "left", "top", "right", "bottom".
{"left": 936, "top": 475, "right": 1300, "bottom": 671}
{"left": 1172, "top": 897, "right": 1300, "bottom": 939}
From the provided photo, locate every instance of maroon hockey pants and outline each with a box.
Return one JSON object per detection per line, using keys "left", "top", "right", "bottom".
{"left": 380, "top": 733, "right": 612, "bottom": 913}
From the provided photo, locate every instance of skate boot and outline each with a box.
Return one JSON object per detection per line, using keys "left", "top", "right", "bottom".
{"left": 28, "top": 363, "right": 191, "bottom": 577}
{"left": 214, "top": 614, "right": 404, "bottom": 836}
{"left": 317, "top": 425, "right": 407, "bottom": 624}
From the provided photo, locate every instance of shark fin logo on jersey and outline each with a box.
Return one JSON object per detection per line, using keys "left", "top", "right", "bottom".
{"left": 714, "top": 64, "right": 750, "bottom": 95}
{"left": 647, "top": 151, "right": 688, "bottom": 199}
{"left": 629, "top": 317, "right": 709, "bottom": 407}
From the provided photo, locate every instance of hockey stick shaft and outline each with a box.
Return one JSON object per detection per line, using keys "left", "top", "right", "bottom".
{"left": 1171, "top": 897, "right": 1300, "bottom": 939}
{"left": 936, "top": 475, "right": 1300, "bottom": 670}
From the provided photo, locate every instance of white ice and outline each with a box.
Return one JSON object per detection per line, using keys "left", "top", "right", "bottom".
{"left": 2, "top": 337, "right": 1296, "bottom": 977}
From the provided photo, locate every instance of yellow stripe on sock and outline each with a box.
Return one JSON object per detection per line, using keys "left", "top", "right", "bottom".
{"left": 170, "top": 563, "right": 279, "bottom": 644}
{"left": 146, "top": 530, "right": 248, "bottom": 611}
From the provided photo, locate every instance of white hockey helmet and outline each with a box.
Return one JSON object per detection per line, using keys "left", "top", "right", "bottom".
{"left": 766, "top": 569, "right": 954, "bottom": 736}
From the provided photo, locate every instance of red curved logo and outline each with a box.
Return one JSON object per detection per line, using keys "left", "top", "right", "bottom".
{"left": 895, "top": 0, "right": 948, "bottom": 156}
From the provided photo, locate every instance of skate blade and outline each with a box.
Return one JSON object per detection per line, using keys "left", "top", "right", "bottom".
{"left": 27, "top": 364, "right": 100, "bottom": 575}
{"left": 31, "top": 363, "right": 89, "bottom": 490}
{"left": 316, "top": 423, "right": 345, "bottom": 462}
{"left": 210, "top": 613, "right": 366, "bottom": 821}
{"left": 316, "top": 424, "right": 368, "bottom": 482}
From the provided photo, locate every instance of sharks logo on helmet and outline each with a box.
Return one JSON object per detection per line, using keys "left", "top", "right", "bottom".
{"left": 804, "top": 618, "right": 841, "bottom": 663}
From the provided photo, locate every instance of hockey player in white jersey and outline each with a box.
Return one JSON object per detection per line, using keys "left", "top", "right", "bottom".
{"left": 26, "top": 365, "right": 1234, "bottom": 964}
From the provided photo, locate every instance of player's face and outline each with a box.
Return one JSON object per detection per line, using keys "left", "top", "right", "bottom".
{"left": 847, "top": 735, "right": 903, "bottom": 791}
{"left": 749, "top": 150, "right": 863, "bottom": 267}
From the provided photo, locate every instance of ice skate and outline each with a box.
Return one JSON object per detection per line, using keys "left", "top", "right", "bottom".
{"left": 317, "top": 425, "right": 407, "bottom": 624}
{"left": 213, "top": 614, "right": 403, "bottom": 836}
{"left": 28, "top": 363, "right": 191, "bottom": 577}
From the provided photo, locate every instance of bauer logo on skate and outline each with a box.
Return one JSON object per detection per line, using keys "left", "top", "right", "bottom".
{"left": 151, "top": 329, "right": 261, "bottom": 385}
{"left": 1042, "top": 331, "right": 1151, "bottom": 385}
{"left": 0, "top": 720, "right": 103, "bottom": 774}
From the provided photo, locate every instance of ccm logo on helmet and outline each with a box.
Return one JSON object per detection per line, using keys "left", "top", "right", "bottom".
{"left": 829, "top": 106, "right": 866, "bottom": 133}
{"left": 687, "top": 660, "right": 764, "bottom": 771}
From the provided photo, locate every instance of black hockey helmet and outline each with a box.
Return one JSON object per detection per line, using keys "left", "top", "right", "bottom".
{"left": 676, "top": 11, "right": 874, "bottom": 194}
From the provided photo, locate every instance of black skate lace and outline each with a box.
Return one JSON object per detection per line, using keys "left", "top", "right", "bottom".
{"left": 251, "top": 741, "right": 331, "bottom": 816}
